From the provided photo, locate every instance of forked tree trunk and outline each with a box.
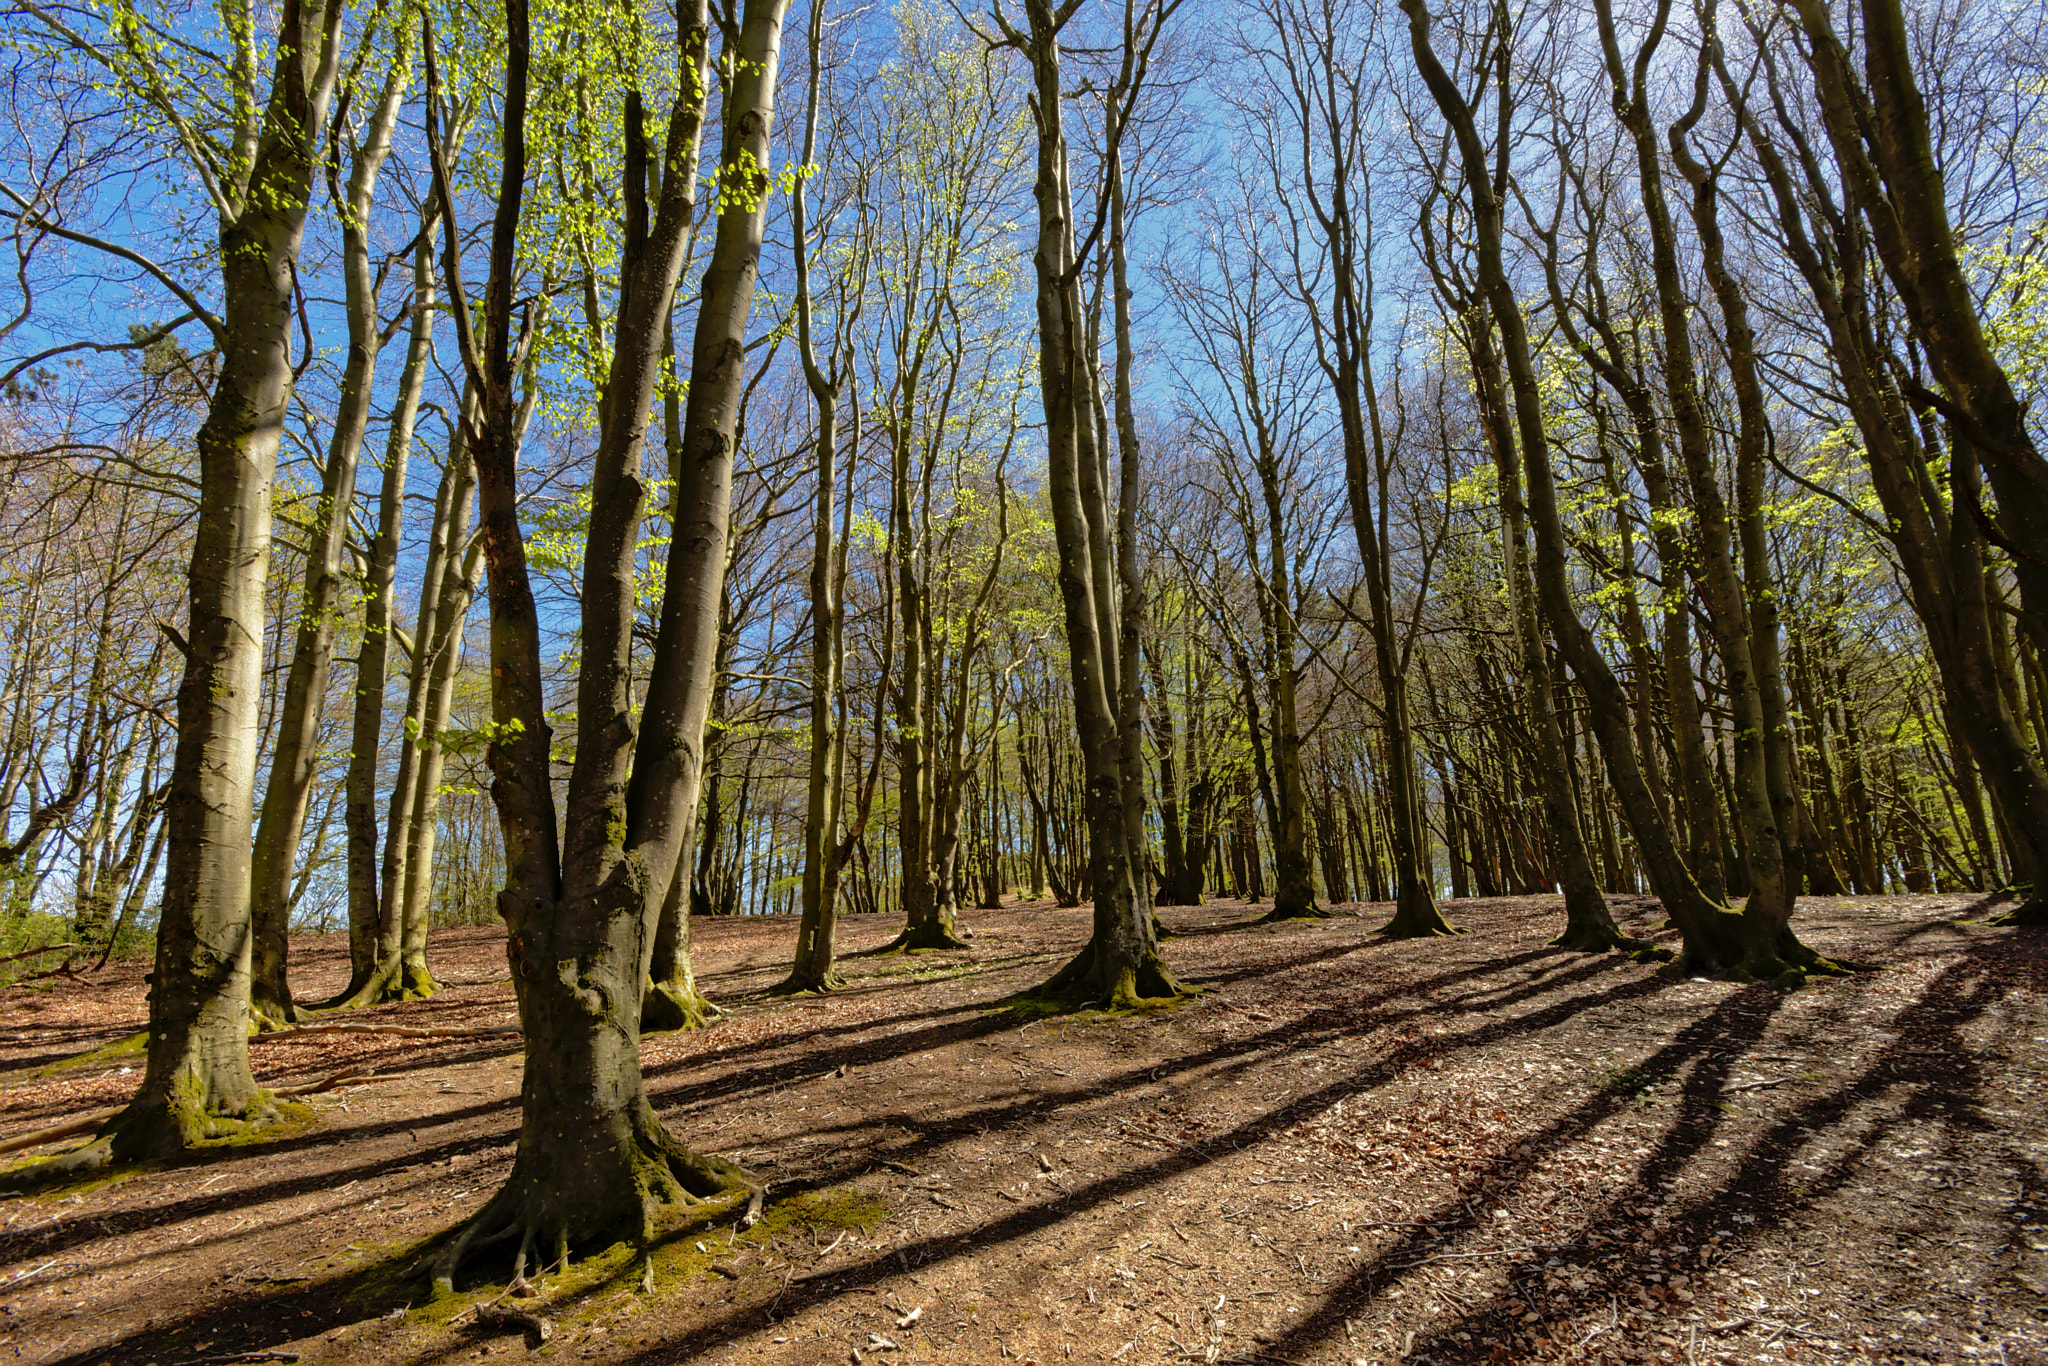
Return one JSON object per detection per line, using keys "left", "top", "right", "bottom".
{"left": 1252, "top": 450, "right": 1326, "bottom": 923}
{"left": 1404, "top": 0, "right": 1798, "bottom": 981}
{"left": 1669, "top": 37, "right": 1809, "bottom": 908}
{"left": 1525, "top": 174, "right": 1728, "bottom": 906}
{"left": 428, "top": 0, "right": 781, "bottom": 1285}
{"left": 1004, "top": 0, "right": 1188, "bottom": 1009}
{"left": 336, "top": 207, "right": 441, "bottom": 1005}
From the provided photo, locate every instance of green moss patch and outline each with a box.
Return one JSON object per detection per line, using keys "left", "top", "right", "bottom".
{"left": 32, "top": 1029, "right": 147, "bottom": 1078}
{"left": 742, "top": 1187, "right": 887, "bottom": 1243}
{"left": 402, "top": 1183, "right": 891, "bottom": 1352}
{"left": 191, "top": 1098, "right": 321, "bottom": 1149}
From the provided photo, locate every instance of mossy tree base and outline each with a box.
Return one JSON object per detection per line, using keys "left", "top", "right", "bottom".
{"left": 1019, "top": 937, "right": 1198, "bottom": 1014}
{"left": 322, "top": 954, "right": 441, "bottom": 1012}
{"left": 641, "top": 979, "right": 722, "bottom": 1034}
{"left": 248, "top": 996, "right": 298, "bottom": 1032}
{"left": 1988, "top": 892, "right": 2048, "bottom": 928}
{"left": 1548, "top": 895, "right": 1664, "bottom": 956}
{"left": 1258, "top": 902, "right": 1337, "bottom": 925}
{"left": 1547, "top": 920, "right": 1661, "bottom": 955}
{"left": 1665, "top": 913, "right": 1869, "bottom": 984}
{"left": 1377, "top": 890, "right": 1463, "bottom": 939}
{"left": 0, "top": 1084, "right": 285, "bottom": 1192}
{"left": 430, "top": 1098, "right": 751, "bottom": 1295}
{"left": 874, "top": 923, "right": 972, "bottom": 954}
{"left": 766, "top": 968, "right": 848, "bottom": 996}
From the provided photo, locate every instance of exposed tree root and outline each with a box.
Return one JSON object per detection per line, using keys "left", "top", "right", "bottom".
{"left": 1987, "top": 891, "right": 2048, "bottom": 928}
{"left": 1018, "top": 938, "right": 1198, "bottom": 1014}
{"left": 429, "top": 1102, "right": 752, "bottom": 1297}
{"left": 641, "top": 978, "right": 722, "bottom": 1033}
{"left": 1377, "top": 894, "right": 1464, "bottom": 939}
{"left": 766, "top": 968, "right": 848, "bottom": 996}
{"left": 1547, "top": 920, "right": 1661, "bottom": 955}
{"left": 1772, "top": 928, "right": 1877, "bottom": 976}
{"left": 1661, "top": 915, "right": 1874, "bottom": 985}
{"left": 319, "top": 954, "right": 441, "bottom": 1012}
{"left": 0, "top": 1066, "right": 379, "bottom": 1179}
{"left": 247, "top": 998, "right": 298, "bottom": 1032}
{"left": 872, "top": 924, "right": 973, "bottom": 954}
{"left": 1258, "top": 903, "right": 1337, "bottom": 925}
{"left": 0, "top": 1135, "right": 112, "bottom": 1187}
{"left": 1548, "top": 896, "right": 1663, "bottom": 956}
{"left": 252, "top": 1023, "right": 520, "bottom": 1043}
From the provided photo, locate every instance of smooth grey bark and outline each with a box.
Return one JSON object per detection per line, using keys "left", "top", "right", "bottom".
{"left": 999, "top": 0, "right": 1190, "bottom": 1008}
{"left": 30, "top": 0, "right": 351, "bottom": 1175}
{"left": 250, "top": 45, "right": 410, "bottom": 1025}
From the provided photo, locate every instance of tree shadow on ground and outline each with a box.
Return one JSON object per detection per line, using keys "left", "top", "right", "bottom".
{"left": 1254, "top": 932, "right": 2038, "bottom": 1364}
{"left": 40, "top": 940, "right": 1680, "bottom": 1364}
{"left": 46, "top": 912, "right": 2009, "bottom": 1366}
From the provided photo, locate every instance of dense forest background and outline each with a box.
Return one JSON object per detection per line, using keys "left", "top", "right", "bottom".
{"left": 4, "top": 0, "right": 2048, "bottom": 1240}
{"left": 3, "top": 0, "right": 2040, "bottom": 965}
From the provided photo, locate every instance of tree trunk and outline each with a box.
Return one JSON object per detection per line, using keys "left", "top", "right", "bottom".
{"left": 250, "top": 50, "right": 410, "bottom": 1026}
{"left": 429, "top": 0, "right": 774, "bottom": 1284}
{"left": 1404, "top": 0, "right": 1789, "bottom": 979}
{"left": 335, "top": 204, "right": 440, "bottom": 1006}
{"left": 1594, "top": 0, "right": 1798, "bottom": 956}
{"left": 1461, "top": 309, "right": 1632, "bottom": 952}
{"left": 1007, "top": 0, "right": 1187, "bottom": 1009}
{"left": 26, "top": 0, "right": 351, "bottom": 1178}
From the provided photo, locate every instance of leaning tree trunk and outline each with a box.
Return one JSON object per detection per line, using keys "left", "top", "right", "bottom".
{"left": 250, "top": 48, "right": 409, "bottom": 1026}
{"left": 1594, "top": 0, "right": 1800, "bottom": 961}
{"left": 1404, "top": 0, "right": 1786, "bottom": 980}
{"left": 1790, "top": 0, "right": 2048, "bottom": 923}
{"left": 1461, "top": 307, "right": 1635, "bottom": 953}
{"left": 334, "top": 211, "right": 440, "bottom": 1006}
{"left": 1670, "top": 63, "right": 1813, "bottom": 918}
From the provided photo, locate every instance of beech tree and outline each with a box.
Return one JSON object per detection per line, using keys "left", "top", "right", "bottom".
{"left": 3, "top": 0, "right": 350, "bottom": 1170}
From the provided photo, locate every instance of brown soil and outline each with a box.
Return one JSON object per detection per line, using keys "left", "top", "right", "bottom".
{"left": 2, "top": 894, "right": 2045, "bottom": 1366}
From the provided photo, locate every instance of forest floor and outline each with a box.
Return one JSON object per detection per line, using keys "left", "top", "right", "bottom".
{"left": 1, "top": 893, "right": 2045, "bottom": 1366}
